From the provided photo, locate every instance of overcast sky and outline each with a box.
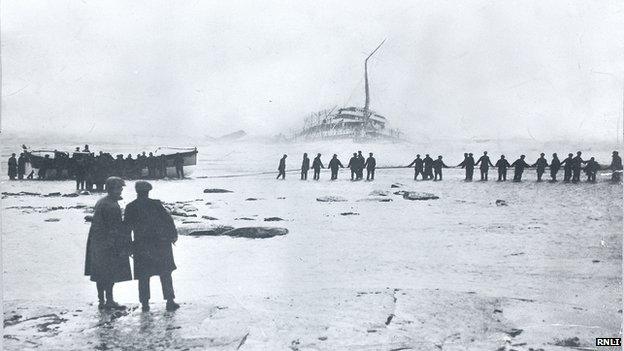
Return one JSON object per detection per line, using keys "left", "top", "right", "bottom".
{"left": 2, "top": 0, "right": 623, "bottom": 141}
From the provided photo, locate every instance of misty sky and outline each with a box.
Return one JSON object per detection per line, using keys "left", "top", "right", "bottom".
{"left": 2, "top": 0, "right": 623, "bottom": 141}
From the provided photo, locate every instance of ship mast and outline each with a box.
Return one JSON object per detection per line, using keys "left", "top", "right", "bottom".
{"left": 363, "top": 39, "right": 386, "bottom": 130}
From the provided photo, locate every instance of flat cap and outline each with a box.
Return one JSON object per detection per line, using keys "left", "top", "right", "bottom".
{"left": 105, "top": 176, "right": 126, "bottom": 188}
{"left": 135, "top": 180, "right": 153, "bottom": 193}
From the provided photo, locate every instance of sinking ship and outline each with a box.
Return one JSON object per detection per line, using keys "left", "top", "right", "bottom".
{"left": 293, "top": 40, "right": 402, "bottom": 142}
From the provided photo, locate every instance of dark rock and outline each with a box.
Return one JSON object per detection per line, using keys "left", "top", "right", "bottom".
{"left": 592, "top": 260, "right": 600, "bottom": 263}
{"left": 179, "top": 225, "right": 234, "bottom": 236}
{"left": 340, "top": 212, "right": 359, "bottom": 216}
{"left": 62, "top": 193, "right": 80, "bottom": 197}
{"left": 553, "top": 337, "right": 580, "bottom": 347}
{"left": 277, "top": 197, "right": 286, "bottom": 200}
{"left": 264, "top": 217, "right": 284, "bottom": 221}
{"left": 222, "top": 227, "right": 288, "bottom": 239}
{"left": 201, "top": 215, "right": 219, "bottom": 221}
{"left": 235, "top": 217, "right": 255, "bottom": 221}
{"left": 505, "top": 329, "right": 523, "bottom": 337}
{"left": 44, "top": 192, "right": 62, "bottom": 197}
{"left": 393, "top": 190, "right": 408, "bottom": 196}
{"left": 171, "top": 210, "right": 197, "bottom": 218}
{"left": 402, "top": 192, "right": 439, "bottom": 200}
{"left": 44, "top": 218, "right": 61, "bottom": 222}
{"left": 390, "top": 183, "right": 405, "bottom": 188}
{"left": 369, "top": 190, "right": 389, "bottom": 196}
{"left": 495, "top": 199, "right": 508, "bottom": 206}
{"left": 203, "top": 189, "right": 233, "bottom": 193}
{"left": 182, "top": 220, "right": 202, "bottom": 224}
{"left": 316, "top": 196, "right": 347, "bottom": 202}
{"left": 245, "top": 198, "right": 261, "bottom": 201}
{"left": 84, "top": 215, "right": 93, "bottom": 222}
{"left": 357, "top": 197, "right": 393, "bottom": 202}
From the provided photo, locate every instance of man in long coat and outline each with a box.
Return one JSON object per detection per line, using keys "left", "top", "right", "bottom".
{"left": 356, "top": 151, "right": 365, "bottom": 180}
{"left": 347, "top": 153, "right": 358, "bottom": 180}
{"left": 328, "top": 154, "right": 344, "bottom": 180}
{"left": 475, "top": 151, "right": 494, "bottom": 181}
{"left": 301, "top": 153, "right": 310, "bottom": 180}
{"left": 560, "top": 153, "right": 574, "bottom": 182}
{"left": 17, "top": 153, "right": 27, "bottom": 180}
{"left": 549, "top": 153, "right": 561, "bottom": 182}
{"left": 610, "top": 151, "right": 622, "bottom": 182}
{"left": 571, "top": 151, "right": 585, "bottom": 182}
{"left": 8, "top": 153, "right": 17, "bottom": 180}
{"left": 511, "top": 155, "right": 531, "bottom": 182}
{"left": 124, "top": 181, "right": 180, "bottom": 312}
{"left": 407, "top": 154, "right": 424, "bottom": 180}
{"left": 276, "top": 154, "right": 287, "bottom": 179}
{"left": 84, "top": 177, "right": 132, "bottom": 310}
{"left": 422, "top": 154, "right": 434, "bottom": 180}
{"left": 531, "top": 153, "right": 549, "bottom": 182}
{"left": 495, "top": 155, "right": 510, "bottom": 181}
{"left": 364, "top": 152, "right": 376, "bottom": 181}
{"left": 311, "top": 153, "right": 324, "bottom": 180}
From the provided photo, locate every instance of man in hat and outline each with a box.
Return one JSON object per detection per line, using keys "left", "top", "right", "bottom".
{"left": 610, "top": 151, "right": 622, "bottom": 182}
{"left": 475, "top": 151, "right": 494, "bottom": 181}
{"left": 423, "top": 154, "right": 434, "bottom": 180}
{"left": 328, "top": 154, "right": 344, "bottom": 180}
{"left": 7, "top": 153, "right": 17, "bottom": 180}
{"left": 549, "top": 153, "right": 561, "bottom": 182}
{"left": 432, "top": 155, "right": 449, "bottom": 181}
{"left": 300, "top": 153, "right": 310, "bottom": 180}
{"left": 364, "top": 152, "right": 376, "bottom": 181}
{"left": 495, "top": 155, "right": 510, "bottom": 181}
{"left": 347, "top": 153, "right": 358, "bottom": 180}
{"left": 17, "top": 152, "right": 27, "bottom": 180}
{"left": 277, "top": 154, "right": 287, "bottom": 180}
{"left": 84, "top": 176, "right": 132, "bottom": 310}
{"left": 511, "top": 155, "right": 531, "bottom": 182}
{"left": 531, "top": 153, "right": 549, "bottom": 182}
{"left": 407, "top": 154, "right": 424, "bottom": 180}
{"left": 311, "top": 153, "right": 324, "bottom": 180}
{"left": 124, "top": 181, "right": 180, "bottom": 312}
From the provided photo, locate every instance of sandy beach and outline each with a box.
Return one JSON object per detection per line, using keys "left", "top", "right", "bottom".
{"left": 1, "top": 139, "right": 622, "bottom": 350}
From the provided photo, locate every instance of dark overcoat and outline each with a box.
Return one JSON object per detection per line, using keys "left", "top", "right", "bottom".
{"left": 84, "top": 196, "right": 132, "bottom": 283}
{"left": 124, "top": 198, "right": 177, "bottom": 279}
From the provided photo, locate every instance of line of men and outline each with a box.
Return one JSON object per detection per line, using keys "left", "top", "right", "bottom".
{"left": 7, "top": 145, "right": 186, "bottom": 188}
{"left": 407, "top": 151, "right": 622, "bottom": 183}
{"left": 278, "top": 151, "right": 378, "bottom": 181}
{"left": 276, "top": 150, "right": 622, "bottom": 183}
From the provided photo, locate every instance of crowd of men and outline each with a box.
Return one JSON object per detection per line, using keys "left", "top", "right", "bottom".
{"left": 277, "top": 150, "right": 623, "bottom": 183}
{"left": 7, "top": 145, "right": 187, "bottom": 190}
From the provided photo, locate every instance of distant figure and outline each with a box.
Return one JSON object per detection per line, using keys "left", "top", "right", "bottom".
{"left": 159, "top": 155, "right": 167, "bottom": 178}
{"left": 364, "top": 153, "right": 376, "bottom": 180}
{"left": 328, "top": 154, "right": 344, "bottom": 180}
{"left": 147, "top": 152, "right": 156, "bottom": 178}
{"left": 84, "top": 177, "right": 132, "bottom": 310}
{"left": 356, "top": 151, "right": 365, "bottom": 180}
{"left": 475, "top": 151, "right": 494, "bottom": 181}
{"left": 174, "top": 153, "right": 184, "bottom": 179}
{"left": 83, "top": 144, "right": 90, "bottom": 153}
{"left": 532, "top": 153, "right": 549, "bottom": 182}
{"left": 75, "top": 155, "right": 86, "bottom": 190}
{"left": 312, "top": 153, "right": 324, "bottom": 180}
{"left": 610, "top": 151, "right": 622, "bottom": 182}
{"left": 8, "top": 153, "right": 17, "bottom": 180}
{"left": 432, "top": 156, "right": 449, "bottom": 181}
{"left": 571, "top": 151, "right": 585, "bottom": 182}
{"left": 277, "top": 154, "right": 287, "bottom": 180}
{"left": 124, "top": 181, "right": 180, "bottom": 312}
{"left": 458, "top": 153, "right": 474, "bottom": 181}
{"left": 407, "top": 154, "right": 424, "bottom": 180}
{"left": 560, "top": 153, "right": 574, "bottom": 182}
{"left": 301, "top": 153, "right": 310, "bottom": 180}
{"left": 584, "top": 157, "right": 599, "bottom": 182}
{"left": 495, "top": 155, "right": 510, "bottom": 181}
{"left": 422, "top": 154, "right": 434, "bottom": 180}
{"left": 549, "top": 153, "right": 561, "bottom": 182}
{"left": 39, "top": 154, "right": 51, "bottom": 180}
{"left": 511, "top": 155, "right": 530, "bottom": 182}
{"left": 347, "top": 153, "right": 358, "bottom": 180}
{"left": 17, "top": 153, "right": 26, "bottom": 180}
